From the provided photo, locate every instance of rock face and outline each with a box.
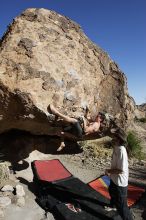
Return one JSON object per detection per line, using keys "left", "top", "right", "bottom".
{"left": 0, "top": 8, "right": 135, "bottom": 135}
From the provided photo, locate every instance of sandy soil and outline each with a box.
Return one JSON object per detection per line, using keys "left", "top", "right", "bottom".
{"left": 2, "top": 148, "right": 146, "bottom": 220}
{"left": 1, "top": 123, "right": 146, "bottom": 220}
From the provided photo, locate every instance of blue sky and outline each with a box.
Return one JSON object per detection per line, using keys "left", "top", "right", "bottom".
{"left": 0, "top": 0, "right": 145, "bottom": 104}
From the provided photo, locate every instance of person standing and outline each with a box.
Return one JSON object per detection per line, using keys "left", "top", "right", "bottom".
{"left": 105, "top": 130, "right": 133, "bottom": 220}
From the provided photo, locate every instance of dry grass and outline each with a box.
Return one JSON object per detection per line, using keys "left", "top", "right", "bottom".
{"left": 79, "top": 137, "right": 112, "bottom": 159}
{"left": 92, "top": 144, "right": 112, "bottom": 158}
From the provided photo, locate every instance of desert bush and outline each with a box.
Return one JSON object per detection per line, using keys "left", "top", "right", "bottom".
{"left": 79, "top": 138, "right": 112, "bottom": 158}
{"left": 139, "top": 118, "right": 146, "bottom": 123}
{"left": 127, "top": 131, "right": 142, "bottom": 158}
{"left": 135, "top": 117, "right": 146, "bottom": 123}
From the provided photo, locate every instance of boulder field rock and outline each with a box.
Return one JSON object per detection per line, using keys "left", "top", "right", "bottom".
{"left": 0, "top": 8, "right": 135, "bottom": 136}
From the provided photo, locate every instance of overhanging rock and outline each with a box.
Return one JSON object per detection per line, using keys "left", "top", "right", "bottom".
{"left": 0, "top": 8, "right": 135, "bottom": 136}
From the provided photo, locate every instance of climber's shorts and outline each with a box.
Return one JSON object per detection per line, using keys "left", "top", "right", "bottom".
{"left": 63, "top": 121, "right": 83, "bottom": 138}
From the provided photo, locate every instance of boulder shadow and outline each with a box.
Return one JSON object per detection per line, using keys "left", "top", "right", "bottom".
{"left": 0, "top": 129, "right": 83, "bottom": 173}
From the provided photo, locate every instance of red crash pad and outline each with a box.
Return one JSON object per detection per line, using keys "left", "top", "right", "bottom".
{"left": 33, "top": 159, "right": 72, "bottom": 182}
{"left": 88, "top": 175, "right": 145, "bottom": 207}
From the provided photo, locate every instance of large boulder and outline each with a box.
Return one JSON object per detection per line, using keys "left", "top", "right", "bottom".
{"left": 0, "top": 8, "right": 135, "bottom": 136}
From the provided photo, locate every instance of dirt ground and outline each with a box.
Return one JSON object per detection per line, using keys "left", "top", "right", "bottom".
{"left": 1, "top": 148, "right": 146, "bottom": 220}
{"left": 0, "top": 125, "right": 146, "bottom": 220}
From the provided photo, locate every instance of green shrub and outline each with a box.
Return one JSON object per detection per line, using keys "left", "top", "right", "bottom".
{"left": 135, "top": 117, "right": 146, "bottom": 123}
{"left": 127, "top": 131, "right": 142, "bottom": 158}
{"left": 139, "top": 118, "right": 146, "bottom": 123}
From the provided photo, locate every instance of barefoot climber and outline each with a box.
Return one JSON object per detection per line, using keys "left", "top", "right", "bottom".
{"left": 47, "top": 104, "right": 105, "bottom": 151}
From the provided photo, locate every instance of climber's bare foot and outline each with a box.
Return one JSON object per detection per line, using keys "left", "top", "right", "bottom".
{"left": 47, "top": 104, "right": 58, "bottom": 120}
{"left": 49, "top": 104, "right": 60, "bottom": 116}
{"left": 47, "top": 104, "right": 51, "bottom": 114}
{"left": 57, "top": 142, "right": 66, "bottom": 151}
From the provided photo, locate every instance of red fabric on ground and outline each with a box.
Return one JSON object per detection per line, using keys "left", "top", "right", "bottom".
{"left": 34, "top": 159, "right": 72, "bottom": 182}
{"left": 89, "top": 178, "right": 110, "bottom": 200}
{"left": 88, "top": 176, "right": 145, "bottom": 207}
{"left": 127, "top": 184, "right": 145, "bottom": 206}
